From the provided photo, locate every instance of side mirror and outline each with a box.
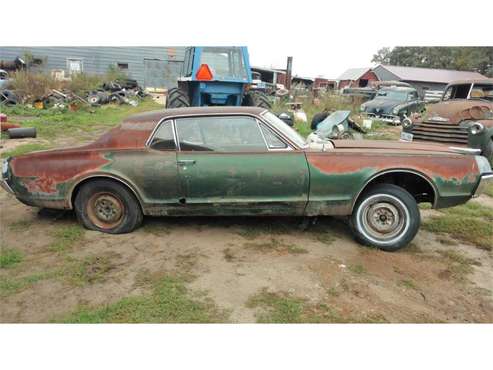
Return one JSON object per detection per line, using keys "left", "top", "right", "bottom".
{"left": 278, "top": 112, "right": 294, "bottom": 127}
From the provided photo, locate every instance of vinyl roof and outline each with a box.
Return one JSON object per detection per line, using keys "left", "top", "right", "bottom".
{"left": 378, "top": 65, "right": 488, "bottom": 84}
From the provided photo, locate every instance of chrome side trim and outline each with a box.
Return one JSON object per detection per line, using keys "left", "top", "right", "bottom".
{"left": 473, "top": 173, "right": 493, "bottom": 197}
{"left": 449, "top": 147, "right": 481, "bottom": 155}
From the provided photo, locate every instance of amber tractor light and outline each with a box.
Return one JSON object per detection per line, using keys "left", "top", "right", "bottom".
{"left": 469, "top": 122, "right": 484, "bottom": 135}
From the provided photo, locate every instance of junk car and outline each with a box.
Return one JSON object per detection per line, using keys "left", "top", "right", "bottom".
{"left": 2, "top": 107, "right": 492, "bottom": 251}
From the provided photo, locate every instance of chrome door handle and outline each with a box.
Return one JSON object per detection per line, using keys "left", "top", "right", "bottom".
{"left": 178, "top": 159, "right": 196, "bottom": 166}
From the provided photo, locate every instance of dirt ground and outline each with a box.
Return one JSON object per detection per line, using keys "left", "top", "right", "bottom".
{"left": 1, "top": 135, "right": 492, "bottom": 323}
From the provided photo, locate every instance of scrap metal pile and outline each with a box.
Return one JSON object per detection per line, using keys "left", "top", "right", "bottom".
{"left": 0, "top": 77, "right": 147, "bottom": 109}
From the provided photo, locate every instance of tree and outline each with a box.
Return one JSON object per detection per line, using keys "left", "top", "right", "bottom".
{"left": 371, "top": 47, "right": 493, "bottom": 77}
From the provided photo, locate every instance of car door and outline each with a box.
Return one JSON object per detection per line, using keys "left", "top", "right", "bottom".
{"left": 174, "top": 115, "right": 309, "bottom": 216}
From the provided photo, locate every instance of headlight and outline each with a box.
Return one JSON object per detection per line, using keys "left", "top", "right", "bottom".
{"left": 392, "top": 107, "right": 400, "bottom": 115}
{"left": 402, "top": 117, "right": 413, "bottom": 128}
{"left": 469, "top": 122, "right": 484, "bottom": 135}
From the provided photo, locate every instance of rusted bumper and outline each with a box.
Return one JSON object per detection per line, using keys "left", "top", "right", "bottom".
{"left": 474, "top": 173, "right": 493, "bottom": 197}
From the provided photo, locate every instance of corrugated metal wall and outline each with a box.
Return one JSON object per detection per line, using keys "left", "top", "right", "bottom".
{"left": 0, "top": 47, "right": 186, "bottom": 88}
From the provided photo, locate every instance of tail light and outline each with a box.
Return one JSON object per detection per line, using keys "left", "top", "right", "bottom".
{"left": 196, "top": 64, "right": 213, "bottom": 81}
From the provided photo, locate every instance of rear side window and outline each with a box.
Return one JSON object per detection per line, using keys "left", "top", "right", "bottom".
{"left": 149, "top": 120, "right": 176, "bottom": 150}
{"left": 175, "top": 116, "right": 267, "bottom": 152}
{"left": 260, "top": 124, "right": 288, "bottom": 149}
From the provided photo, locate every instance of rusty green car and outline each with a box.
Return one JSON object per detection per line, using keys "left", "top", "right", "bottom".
{"left": 2, "top": 107, "right": 492, "bottom": 251}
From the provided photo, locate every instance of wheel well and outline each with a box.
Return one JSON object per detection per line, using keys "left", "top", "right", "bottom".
{"left": 355, "top": 171, "right": 436, "bottom": 208}
{"left": 70, "top": 176, "right": 144, "bottom": 212}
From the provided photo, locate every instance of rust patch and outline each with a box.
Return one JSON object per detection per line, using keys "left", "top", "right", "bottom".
{"left": 307, "top": 151, "right": 479, "bottom": 181}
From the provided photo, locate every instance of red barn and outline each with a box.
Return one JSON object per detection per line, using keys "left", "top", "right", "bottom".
{"left": 337, "top": 67, "right": 379, "bottom": 89}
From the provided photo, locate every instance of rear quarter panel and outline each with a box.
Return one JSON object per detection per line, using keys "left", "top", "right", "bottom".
{"left": 305, "top": 150, "right": 480, "bottom": 215}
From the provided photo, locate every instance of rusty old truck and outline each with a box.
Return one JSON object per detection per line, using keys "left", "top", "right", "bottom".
{"left": 401, "top": 79, "right": 493, "bottom": 163}
{"left": 2, "top": 106, "right": 492, "bottom": 251}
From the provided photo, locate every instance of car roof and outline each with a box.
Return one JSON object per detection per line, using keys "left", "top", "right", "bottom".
{"left": 379, "top": 86, "right": 416, "bottom": 92}
{"left": 124, "top": 106, "right": 268, "bottom": 124}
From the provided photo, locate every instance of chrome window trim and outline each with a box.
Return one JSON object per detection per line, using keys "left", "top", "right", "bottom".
{"left": 256, "top": 119, "right": 293, "bottom": 151}
{"left": 145, "top": 119, "right": 177, "bottom": 150}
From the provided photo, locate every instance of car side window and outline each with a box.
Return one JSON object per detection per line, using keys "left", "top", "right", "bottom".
{"left": 260, "top": 124, "right": 288, "bottom": 149}
{"left": 149, "top": 120, "right": 176, "bottom": 151}
{"left": 175, "top": 116, "right": 267, "bottom": 152}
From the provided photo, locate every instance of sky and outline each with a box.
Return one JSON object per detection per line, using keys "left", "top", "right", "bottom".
{"left": 5, "top": 0, "right": 491, "bottom": 81}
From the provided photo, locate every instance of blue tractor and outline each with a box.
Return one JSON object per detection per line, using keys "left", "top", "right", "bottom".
{"left": 166, "top": 46, "right": 271, "bottom": 109}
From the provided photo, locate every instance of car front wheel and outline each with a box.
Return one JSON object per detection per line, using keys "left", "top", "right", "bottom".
{"left": 74, "top": 179, "right": 143, "bottom": 234}
{"left": 351, "top": 184, "right": 420, "bottom": 251}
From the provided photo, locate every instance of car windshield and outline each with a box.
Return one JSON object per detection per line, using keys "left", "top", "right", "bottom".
{"left": 200, "top": 47, "right": 248, "bottom": 80}
{"left": 376, "top": 90, "right": 408, "bottom": 101}
{"left": 261, "top": 111, "right": 307, "bottom": 148}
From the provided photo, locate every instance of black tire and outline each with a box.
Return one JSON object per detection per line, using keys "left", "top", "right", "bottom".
{"left": 74, "top": 179, "right": 143, "bottom": 234}
{"left": 166, "top": 88, "right": 190, "bottom": 108}
{"left": 351, "top": 184, "right": 420, "bottom": 251}
{"left": 311, "top": 111, "right": 329, "bottom": 130}
{"left": 338, "top": 131, "right": 354, "bottom": 140}
{"left": 242, "top": 91, "right": 272, "bottom": 109}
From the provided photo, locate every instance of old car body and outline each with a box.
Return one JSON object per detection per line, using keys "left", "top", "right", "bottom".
{"left": 361, "top": 86, "right": 424, "bottom": 124}
{"left": 402, "top": 79, "right": 493, "bottom": 162}
{"left": 2, "top": 106, "right": 492, "bottom": 251}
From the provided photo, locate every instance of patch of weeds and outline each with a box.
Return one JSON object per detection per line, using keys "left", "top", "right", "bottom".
{"left": 423, "top": 202, "right": 493, "bottom": 250}
{"left": 48, "top": 224, "right": 84, "bottom": 253}
{"left": 1, "top": 143, "right": 51, "bottom": 158}
{"left": 0, "top": 248, "right": 23, "bottom": 268}
{"left": 59, "top": 275, "right": 226, "bottom": 323}
{"left": 484, "top": 182, "right": 493, "bottom": 198}
{"left": 326, "top": 287, "right": 340, "bottom": 297}
{"left": 312, "top": 230, "right": 336, "bottom": 246}
{"left": 437, "top": 250, "right": 480, "bottom": 282}
{"left": 0, "top": 271, "right": 58, "bottom": 297}
{"left": 348, "top": 264, "right": 366, "bottom": 275}
{"left": 235, "top": 220, "right": 293, "bottom": 241}
{"left": 419, "top": 203, "right": 432, "bottom": 210}
{"left": 244, "top": 238, "right": 308, "bottom": 255}
{"left": 62, "top": 253, "right": 117, "bottom": 286}
{"left": 398, "top": 279, "right": 418, "bottom": 290}
{"left": 246, "top": 288, "right": 385, "bottom": 323}
{"left": 8, "top": 219, "right": 34, "bottom": 232}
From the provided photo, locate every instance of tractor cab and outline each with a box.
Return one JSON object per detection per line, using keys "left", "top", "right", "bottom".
{"left": 166, "top": 46, "right": 271, "bottom": 109}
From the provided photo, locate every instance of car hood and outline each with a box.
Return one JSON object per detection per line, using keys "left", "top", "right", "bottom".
{"left": 363, "top": 98, "right": 402, "bottom": 111}
{"left": 423, "top": 99, "right": 493, "bottom": 125}
{"left": 330, "top": 139, "right": 461, "bottom": 154}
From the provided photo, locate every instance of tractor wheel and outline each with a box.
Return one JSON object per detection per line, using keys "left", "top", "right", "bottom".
{"left": 242, "top": 91, "right": 272, "bottom": 109}
{"left": 166, "top": 88, "right": 190, "bottom": 108}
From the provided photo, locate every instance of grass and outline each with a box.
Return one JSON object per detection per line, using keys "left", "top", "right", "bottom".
{"left": 398, "top": 279, "right": 418, "bottom": 290}
{"left": 0, "top": 248, "right": 23, "bottom": 268}
{"left": 348, "top": 264, "right": 366, "bottom": 275}
{"left": 0, "top": 271, "right": 57, "bottom": 297}
{"left": 1, "top": 143, "right": 52, "bottom": 158}
{"left": 8, "top": 219, "right": 34, "bottom": 232}
{"left": 484, "top": 182, "right": 493, "bottom": 198}
{"left": 244, "top": 238, "right": 308, "bottom": 255}
{"left": 423, "top": 202, "right": 493, "bottom": 250}
{"left": 2, "top": 98, "right": 161, "bottom": 141}
{"left": 62, "top": 253, "right": 117, "bottom": 286}
{"left": 246, "top": 289, "right": 386, "bottom": 323}
{"left": 48, "top": 224, "right": 85, "bottom": 253}
{"left": 59, "top": 276, "right": 226, "bottom": 323}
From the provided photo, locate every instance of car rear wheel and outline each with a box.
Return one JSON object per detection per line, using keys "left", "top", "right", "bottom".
{"left": 74, "top": 179, "right": 143, "bottom": 234}
{"left": 351, "top": 184, "right": 420, "bottom": 251}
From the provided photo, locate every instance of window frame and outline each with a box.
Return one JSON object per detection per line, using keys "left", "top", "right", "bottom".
{"left": 146, "top": 119, "right": 178, "bottom": 151}
{"left": 146, "top": 113, "right": 298, "bottom": 152}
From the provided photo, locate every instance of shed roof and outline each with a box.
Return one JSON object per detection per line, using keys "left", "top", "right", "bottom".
{"left": 378, "top": 65, "right": 488, "bottom": 84}
{"left": 337, "top": 67, "right": 372, "bottom": 81}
